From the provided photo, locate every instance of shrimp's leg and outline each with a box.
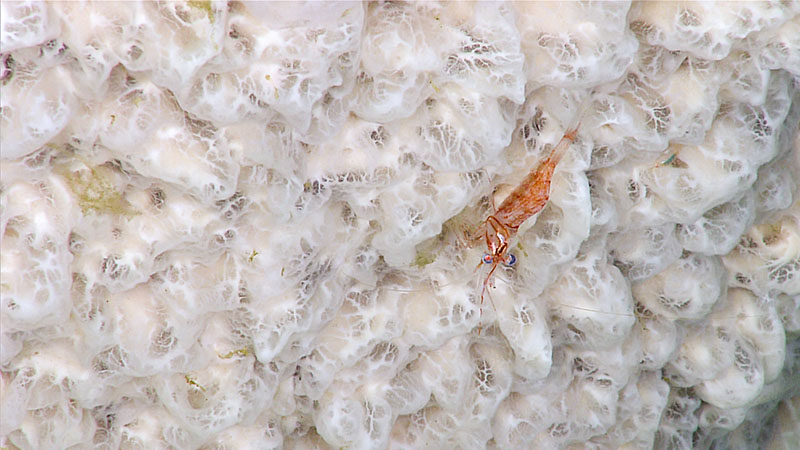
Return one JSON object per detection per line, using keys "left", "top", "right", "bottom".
{"left": 477, "top": 261, "right": 500, "bottom": 333}
{"left": 459, "top": 218, "right": 486, "bottom": 249}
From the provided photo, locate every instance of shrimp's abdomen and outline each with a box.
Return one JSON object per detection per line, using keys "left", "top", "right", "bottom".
{"left": 493, "top": 160, "right": 557, "bottom": 229}
{"left": 491, "top": 126, "right": 577, "bottom": 230}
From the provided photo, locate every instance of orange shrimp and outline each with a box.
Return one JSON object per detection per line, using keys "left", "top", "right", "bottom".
{"left": 474, "top": 124, "right": 580, "bottom": 321}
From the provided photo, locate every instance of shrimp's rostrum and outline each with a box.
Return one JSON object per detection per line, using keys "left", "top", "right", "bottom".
{"left": 474, "top": 125, "right": 580, "bottom": 318}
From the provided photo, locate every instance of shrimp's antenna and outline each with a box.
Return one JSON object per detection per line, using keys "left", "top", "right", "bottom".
{"left": 378, "top": 275, "right": 770, "bottom": 321}
{"left": 379, "top": 272, "right": 475, "bottom": 294}
{"left": 549, "top": 301, "right": 770, "bottom": 320}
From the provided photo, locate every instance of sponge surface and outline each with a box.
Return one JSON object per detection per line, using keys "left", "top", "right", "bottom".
{"left": 1, "top": 2, "right": 799, "bottom": 449}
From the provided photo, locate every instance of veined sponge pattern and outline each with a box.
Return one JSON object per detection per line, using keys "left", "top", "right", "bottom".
{"left": 1, "top": 2, "right": 799, "bottom": 449}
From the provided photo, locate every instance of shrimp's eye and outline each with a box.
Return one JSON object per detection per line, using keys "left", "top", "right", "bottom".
{"left": 482, "top": 253, "right": 493, "bottom": 264}
{"left": 503, "top": 253, "right": 516, "bottom": 267}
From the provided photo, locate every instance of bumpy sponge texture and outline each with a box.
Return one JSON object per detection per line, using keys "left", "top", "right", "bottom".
{"left": 2, "top": 2, "right": 799, "bottom": 449}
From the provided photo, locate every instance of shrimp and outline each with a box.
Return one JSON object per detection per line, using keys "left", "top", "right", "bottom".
{"left": 473, "top": 124, "right": 580, "bottom": 321}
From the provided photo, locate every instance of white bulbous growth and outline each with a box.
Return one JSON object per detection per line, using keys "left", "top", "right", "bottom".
{"left": 2, "top": 2, "right": 799, "bottom": 449}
